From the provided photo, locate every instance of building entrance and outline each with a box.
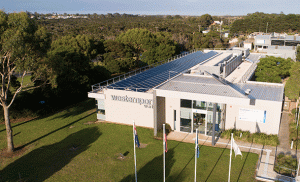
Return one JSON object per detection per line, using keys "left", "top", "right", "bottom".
{"left": 193, "top": 113, "right": 206, "bottom": 134}
{"left": 180, "top": 99, "right": 225, "bottom": 135}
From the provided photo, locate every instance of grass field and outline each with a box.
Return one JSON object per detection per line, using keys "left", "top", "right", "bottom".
{"left": 0, "top": 99, "right": 258, "bottom": 181}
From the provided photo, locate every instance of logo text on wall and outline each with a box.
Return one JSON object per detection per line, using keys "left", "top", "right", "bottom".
{"left": 111, "top": 95, "right": 153, "bottom": 108}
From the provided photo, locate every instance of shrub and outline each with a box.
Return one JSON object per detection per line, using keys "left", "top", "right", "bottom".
{"left": 221, "top": 129, "right": 279, "bottom": 146}
{"left": 274, "top": 154, "right": 297, "bottom": 176}
{"left": 155, "top": 123, "right": 172, "bottom": 139}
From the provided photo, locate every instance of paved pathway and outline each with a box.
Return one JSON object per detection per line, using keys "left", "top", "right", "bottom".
{"left": 278, "top": 112, "right": 292, "bottom": 153}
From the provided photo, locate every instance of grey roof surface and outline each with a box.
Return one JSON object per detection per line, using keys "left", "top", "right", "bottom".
{"left": 246, "top": 54, "right": 263, "bottom": 63}
{"left": 157, "top": 75, "right": 284, "bottom": 102}
{"left": 157, "top": 75, "right": 247, "bottom": 98}
{"left": 255, "top": 35, "right": 270, "bottom": 40}
{"left": 235, "top": 82, "right": 284, "bottom": 102}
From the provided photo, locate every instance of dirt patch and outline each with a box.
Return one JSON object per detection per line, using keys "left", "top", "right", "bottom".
{"left": 0, "top": 146, "right": 28, "bottom": 158}
{"left": 0, "top": 117, "right": 37, "bottom": 125}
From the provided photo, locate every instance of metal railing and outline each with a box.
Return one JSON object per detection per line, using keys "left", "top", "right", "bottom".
{"left": 91, "top": 49, "right": 201, "bottom": 92}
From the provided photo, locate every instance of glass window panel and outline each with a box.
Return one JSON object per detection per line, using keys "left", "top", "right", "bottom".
{"left": 181, "top": 99, "right": 192, "bottom": 108}
{"left": 193, "top": 101, "right": 207, "bottom": 110}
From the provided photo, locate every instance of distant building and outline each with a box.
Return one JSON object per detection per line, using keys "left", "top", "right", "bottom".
{"left": 254, "top": 33, "right": 300, "bottom": 60}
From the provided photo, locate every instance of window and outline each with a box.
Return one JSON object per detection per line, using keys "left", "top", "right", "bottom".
{"left": 181, "top": 99, "right": 192, "bottom": 108}
{"left": 98, "top": 109, "right": 105, "bottom": 115}
{"left": 193, "top": 101, "right": 206, "bottom": 110}
{"left": 174, "top": 110, "right": 176, "bottom": 130}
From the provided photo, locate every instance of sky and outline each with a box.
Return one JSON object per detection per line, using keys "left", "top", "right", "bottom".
{"left": 1, "top": 0, "right": 300, "bottom": 16}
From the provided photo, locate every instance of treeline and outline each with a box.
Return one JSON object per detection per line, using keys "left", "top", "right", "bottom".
{"left": 230, "top": 12, "right": 300, "bottom": 35}
{"left": 37, "top": 14, "right": 229, "bottom": 51}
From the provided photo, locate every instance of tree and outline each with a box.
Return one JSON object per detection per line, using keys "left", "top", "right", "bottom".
{"left": 117, "top": 28, "right": 177, "bottom": 65}
{"left": 103, "top": 40, "right": 135, "bottom": 73}
{"left": 198, "top": 14, "right": 214, "bottom": 28}
{"left": 255, "top": 56, "right": 293, "bottom": 83}
{"left": 47, "top": 35, "right": 98, "bottom": 97}
{"left": 0, "top": 11, "right": 50, "bottom": 153}
{"left": 285, "top": 62, "right": 300, "bottom": 100}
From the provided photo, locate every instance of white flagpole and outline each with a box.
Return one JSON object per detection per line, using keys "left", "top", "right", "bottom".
{"left": 194, "top": 129, "right": 198, "bottom": 182}
{"left": 133, "top": 121, "right": 137, "bottom": 182}
{"left": 228, "top": 133, "right": 233, "bottom": 182}
{"left": 163, "top": 124, "right": 166, "bottom": 182}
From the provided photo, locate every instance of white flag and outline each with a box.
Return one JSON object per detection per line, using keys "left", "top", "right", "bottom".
{"left": 232, "top": 138, "right": 242, "bottom": 157}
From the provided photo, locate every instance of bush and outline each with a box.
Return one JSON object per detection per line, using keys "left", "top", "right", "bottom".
{"left": 220, "top": 129, "right": 279, "bottom": 146}
{"left": 274, "top": 154, "right": 297, "bottom": 176}
{"left": 156, "top": 123, "right": 172, "bottom": 139}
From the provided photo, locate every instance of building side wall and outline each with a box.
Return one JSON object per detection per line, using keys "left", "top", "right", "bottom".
{"left": 157, "top": 97, "right": 166, "bottom": 130}
{"left": 225, "top": 100, "right": 282, "bottom": 135}
{"left": 165, "top": 97, "right": 181, "bottom": 131}
{"left": 104, "top": 89, "right": 154, "bottom": 128}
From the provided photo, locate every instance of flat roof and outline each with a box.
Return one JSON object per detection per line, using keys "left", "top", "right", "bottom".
{"left": 156, "top": 74, "right": 284, "bottom": 102}
{"left": 225, "top": 61, "right": 253, "bottom": 83}
{"left": 202, "top": 53, "right": 232, "bottom": 66}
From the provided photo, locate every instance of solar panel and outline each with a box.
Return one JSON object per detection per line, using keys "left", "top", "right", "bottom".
{"left": 107, "top": 51, "right": 218, "bottom": 92}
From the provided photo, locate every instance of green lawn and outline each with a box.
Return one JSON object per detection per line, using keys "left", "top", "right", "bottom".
{"left": 0, "top": 99, "right": 258, "bottom": 181}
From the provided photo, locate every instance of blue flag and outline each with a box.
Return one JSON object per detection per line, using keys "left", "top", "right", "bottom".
{"left": 195, "top": 132, "right": 199, "bottom": 158}
{"left": 134, "top": 126, "right": 140, "bottom": 148}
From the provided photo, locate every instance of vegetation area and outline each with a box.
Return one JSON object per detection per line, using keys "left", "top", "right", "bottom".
{"left": 274, "top": 154, "right": 297, "bottom": 177}
{"left": 0, "top": 99, "right": 259, "bottom": 181}
{"left": 285, "top": 62, "right": 300, "bottom": 100}
{"left": 230, "top": 12, "right": 300, "bottom": 35}
{"left": 221, "top": 129, "right": 279, "bottom": 146}
{"left": 255, "top": 56, "right": 293, "bottom": 83}
{"left": 37, "top": 13, "right": 230, "bottom": 52}
{"left": 289, "top": 108, "right": 300, "bottom": 148}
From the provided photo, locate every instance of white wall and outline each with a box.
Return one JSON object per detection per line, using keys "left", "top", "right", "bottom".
{"left": 104, "top": 89, "right": 154, "bottom": 128}
{"left": 156, "top": 89, "right": 282, "bottom": 135}
{"left": 165, "top": 97, "right": 181, "bottom": 131}
{"left": 225, "top": 99, "right": 282, "bottom": 135}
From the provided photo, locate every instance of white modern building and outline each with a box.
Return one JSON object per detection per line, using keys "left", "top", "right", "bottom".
{"left": 88, "top": 49, "right": 284, "bottom": 139}
{"left": 254, "top": 33, "right": 300, "bottom": 60}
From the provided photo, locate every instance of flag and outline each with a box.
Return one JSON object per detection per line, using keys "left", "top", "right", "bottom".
{"left": 134, "top": 125, "right": 140, "bottom": 148}
{"left": 195, "top": 132, "right": 200, "bottom": 158}
{"left": 232, "top": 138, "right": 242, "bottom": 157}
{"left": 164, "top": 133, "right": 168, "bottom": 153}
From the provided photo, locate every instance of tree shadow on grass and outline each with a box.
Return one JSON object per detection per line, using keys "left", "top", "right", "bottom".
{"left": 121, "top": 148, "right": 187, "bottom": 182}
{"left": 19, "top": 111, "right": 96, "bottom": 149}
{"left": 205, "top": 141, "right": 229, "bottom": 181}
{"left": 48, "top": 98, "right": 96, "bottom": 121}
{"left": 0, "top": 127, "right": 101, "bottom": 181}
{"left": 0, "top": 99, "right": 96, "bottom": 134}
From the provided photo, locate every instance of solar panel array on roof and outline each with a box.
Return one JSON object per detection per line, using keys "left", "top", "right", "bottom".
{"left": 107, "top": 51, "right": 218, "bottom": 92}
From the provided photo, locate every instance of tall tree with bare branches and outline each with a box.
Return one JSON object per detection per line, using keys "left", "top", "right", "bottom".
{"left": 0, "top": 11, "right": 50, "bottom": 153}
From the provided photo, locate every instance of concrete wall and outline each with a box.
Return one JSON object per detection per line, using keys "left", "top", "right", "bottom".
{"left": 104, "top": 89, "right": 154, "bottom": 128}
{"left": 198, "top": 65, "right": 221, "bottom": 76}
{"left": 223, "top": 54, "right": 243, "bottom": 77}
{"left": 157, "top": 96, "right": 166, "bottom": 130}
{"left": 165, "top": 97, "right": 181, "bottom": 131}
{"left": 225, "top": 99, "right": 282, "bottom": 135}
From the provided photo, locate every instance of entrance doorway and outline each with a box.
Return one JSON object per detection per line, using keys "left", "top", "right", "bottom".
{"left": 193, "top": 113, "right": 206, "bottom": 134}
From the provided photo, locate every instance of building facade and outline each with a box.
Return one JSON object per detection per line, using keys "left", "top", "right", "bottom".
{"left": 88, "top": 49, "right": 284, "bottom": 137}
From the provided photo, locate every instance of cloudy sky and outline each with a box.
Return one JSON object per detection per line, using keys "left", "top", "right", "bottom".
{"left": 2, "top": 0, "right": 299, "bottom": 16}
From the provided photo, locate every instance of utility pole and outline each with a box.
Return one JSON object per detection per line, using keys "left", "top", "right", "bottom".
{"left": 198, "top": 25, "right": 201, "bottom": 32}
{"left": 220, "top": 20, "right": 222, "bottom": 39}
{"left": 266, "top": 22, "right": 269, "bottom": 34}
